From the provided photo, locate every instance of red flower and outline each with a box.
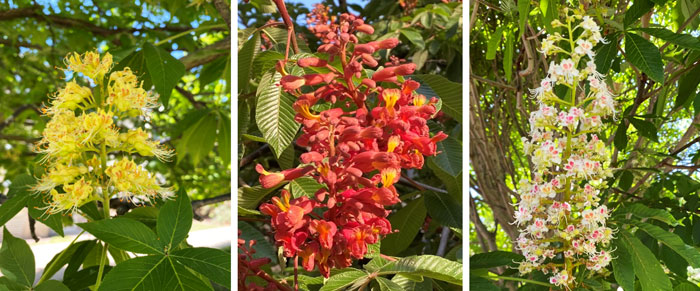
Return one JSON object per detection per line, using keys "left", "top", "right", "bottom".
{"left": 309, "top": 220, "right": 337, "bottom": 249}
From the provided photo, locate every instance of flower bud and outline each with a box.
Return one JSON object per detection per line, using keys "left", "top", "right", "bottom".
{"left": 280, "top": 75, "right": 305, "bottom": 91}
{"left": 356, "top": 24, "right": 374, "bottom": 34}
{"left": 298, "top": 57, "right": 328, "bottom": 67}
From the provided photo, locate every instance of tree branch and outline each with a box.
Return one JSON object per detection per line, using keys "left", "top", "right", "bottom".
{"left": 213, "top": 0, "right": 231, "bottom": 30}
{"left": 180, "top": 36, "right": 231, "bottom": 70}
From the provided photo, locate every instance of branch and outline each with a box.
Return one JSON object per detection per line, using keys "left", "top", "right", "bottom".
{"left": 398, "top": 176, "right": 448, "bottom": 194}
{"left": 239, "top": 144, "right": 270, "bottom": 168}
{"left": 0, "top": 38, "right": 42, "bottom": 49}
{"left": 175, "top": 86, "right": 205, "bottom": 109}
{"left": 0, "top": 104, "right": 36, "bottom": 132}
{"left": 180, "top": 36, "right": 231, "bottom": 70}
{"left": 109, "top": 193, "right": 230, "bottom": 219}
{"left": 212, "top": 0, "right": 231, "bottom": 30}
{"left": 272, "top": 0, "right": 300, "bottom": 54}
{"left": 0, "top": 5, "right": 197, "bottom": 37}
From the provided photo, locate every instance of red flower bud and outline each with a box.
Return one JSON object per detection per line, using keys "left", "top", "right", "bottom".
{"left": 280, "top": 75, "right": 305, "bottom": 91}
{"left": 394, "top": 63, "right": 416, "bottom": 76}
{"left": 361, "top": 53, "right": 378, "bottom": 67}
{"left": 356, "top": 24, "right": 374, "bottom": 34}
{"left": 298, "top": 57, "right": 328, "bottom": 67}
{"left": 354, "top": 43, "right": 375, "bottom": 54}
{"left": 377, "top": 38, "right": 399, "bottom": 49}
{"left": 361, "top": 78, "right": 376, "bottom": 88}
{"left": 371, "top": 67, "right": 396, "bottom": 82}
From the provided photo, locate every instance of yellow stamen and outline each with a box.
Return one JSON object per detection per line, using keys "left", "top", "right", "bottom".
{"left": 298, "top": 103, "right": 320, "bottom": 120}
{"left": 381, "top": 168, "right": 399, "bottom": 188}
{"left": 387, "top": 136, "right": 400, "bottom": 153}
{"left": 382, "top": 89, "right": 400, "bottom": 115}
{"left": 413, "top": 94, "right": 426, "bottom": 107}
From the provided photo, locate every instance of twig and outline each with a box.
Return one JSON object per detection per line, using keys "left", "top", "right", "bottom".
{"left": 435, "top": 227, "right": 451, "bottom": 256}
{"left": 175, "top": 86, "right": 205, "bottom": 109}
{"left": 398, "top": 176, "right": 448, "bottom": 194}
{"left": 272, "top": 0, "right": 300, "bottom": 55}
{"left": 239, "top": 144, "right": 270, "bottom": 168}
{"left": 212, "top": 0, "right": 231, "bottom": 30}
{"left": 29, "top": 214, "right": 39, "bottom": 242}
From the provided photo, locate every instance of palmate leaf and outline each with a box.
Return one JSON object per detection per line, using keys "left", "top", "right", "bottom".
{"left": 217, "top": 111, "right": 232, "bottom": 166}
{"left": 376, "top": 277, "right": 404, "bottom": 291}
{"left": 613, "top": 203, "right": 679, "bottom": 226}
{"left": 0, "top": 228, "right": 35, "bottom": 287}
{"left": 378, "top": 255, "right": 463, "bottom": 286}
{"left": 27, "top": 191, "right": 64, "bottom": 236}
{"left": 177, "top": 111, "right": 218, "bottom": 166}
{"left": 470, "top": 251, "right": 524, "bottom": 269}
{"left": 41, "top": 240, "right": 96, "bottom": 283}
{"left": 624, "top": 33, "right": 665, "bottom": 83}
{"left": 35, "top": 280, "right": 70, "bottom": 291}
{"left": 237, "top": 221, "right": 277, "bottom": 260}
{"left": 255, "top": 70, "right": 300, "bottom": 158}
{"left": 391, "top": 274, "right": 433, "bottom": 291}
{"left": 157, "top": 188, "right": 193, "bottom": 248}
{"left": 238, "top": 32, "right": 260, "bottom": 93}
{"left": 289, "top": 176, "right": 323, "bottom": 198}
{"left": 143, "top": 43, "right": 185, "bottom": 107}
{"left": 318, "top": 269, "right": 367, "bottom": 291}
{"left": 618, "top": 229, "right": 673, "bottom": 291}
{"left": 381, "top": 197, "right": 427, "bottom": 256}
{"left": 78, "top": 218, "right": 163, "bottom": 255}
{"left": 238, "top": 184, "right": 282, "bottom": 209}
{"left": 634, "top": 27, "right": 700, "bottom": 50}
{"left": 412, "top": 74, "right": 462, "bottom": 121}
{"left": 612, "top": 238, "right": 635, "bottom": 291}
{"left": 98, "top": 255, "right": 212, "bottom": 291}
{"left": 625, "top": 220, "right": 700, "bottom": 267}
{"left": 170, "top": 248, "right": 231, "bottom": 288}
{"left": 0, "top": 174, "right": 33, "bottom": 227}
{"left": 423, "top": 191, "right": 462, "bottom": 228}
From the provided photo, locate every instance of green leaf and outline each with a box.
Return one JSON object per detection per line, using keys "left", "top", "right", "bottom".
{"left": 634, "top": 27, "right": 700, "bottom": 50}
{"left": 113, "top": 50, "right": 152, "bottom": 89}
{"left": 255, "top": 70, "right": 300, "bottom": 158}
{"left": 0, "top": 228, "right": 35, "bottom": 287}
{"left": 614, "top": 122, "right": 628, "bottom": 150}
{"left": 177, "top": 111, "right": 218, "bottom": 166}
{"left": 431, "top": 136, "right": 462, "bottom": 177}
{"left": 171, "top": 247, "right": 231, "bottom": 288}
{"left": 391, "top": 274, "right": 433, "bottom": 291}
{"left": 237, "top": 206, "right": 262, "bottom": 216}
{"left": 237, "top": 221, "right": 277, "bottom": 260}
{"left": 518, "top": 0, "right": 530, "bottom": 35}
{"left": 35, "top": 280, "right": 71, "bottom": 291}
{"left": 470, "top": 251, "right": 524, "bottom": 269}
{"left": 675, "top": 283, "right": 700, "bottom": 291}
{"left": 238, "top": 32, "right": 261, "bottom": 93}
{"left": 486, "top": 27, "right": 504, "bottom": 60}
{"left": 238, "top": 184, "right": 281, "bottom": 209}
{"left": 469, "top": 275, "right": 500, "bottom": 291}
{"left": 399, "top": 28, "right": 425, "bottom": 49}
{"left": 629, "top": 117, "right": 659, "bottom": 142}
{"left": 614, "top": 203, "right": 679, "bottom": 225}
{"left": 423, "top": 191, "right": 462, "bottom": 228}
{"left": 98, "top": 255, "right": 213, "bottom": 291}
{"left": 289, "top": 177, "right": 323, "bottom": 198}
{"left": 41, "top": 240, "right": 95, "bottom": 284}
{"left": 612, "top": 237, "right": 635, "bottom": 291}
{"left": 625, "top": 33, "right": 665, "bottom": 83}
{"left": 677, "top": 65, "right": 700, "bottom": 109}
{"left": 412, "top": 74, "right": 463, "bottom": 121}
{"left": 199, "top": 56, "right": 228, "bottom": 87}
{"left": 376, "top": 277, "right": 403, "bottom": 291}
{"left": 143, "top": 43, "right": 185, "bottom": 107}
{"left": 627, "top": 220, "right": 700, "bottom": 267}
{"left": 78, "top": 217, "right": 163, "bottom": 254}
{"left": 381, "top": 197, "right": 427, "bottom": 256}
{"left": 594, "top": 38, "right": 619, "bottom": 75}
{"left": 379, "top": 255, "right": 463, "bottom": 286}
{"left": 319, "top": 269, "right": 367, "bottom": 291}
{"left": 217, "top": 111, "right": 231, "bottom": 166}
{"left": 0, "top": 174, "right": 33, "bottom": 227}
{"left": 157, "top": 188, "right": 192, "bottom": 248}
{"left": 123, "top": 207, "right": 159, "bottom": 228}
{"left": 504, "top": 30, "right": 514, "bottom": 82}
{"left": 618, "top": 229, "right": 673, "bottom": 291}
{"left": 624, "top": 0, "right": 655, "bottom": 27}
{"left": 539, "top": 0, "right": 558, "bottom": 32}
{"left": 27, "top": 192, "right": 63, "bottom": 236}
{"left": 276, "top": 144, "right": 295, "bottom": 169}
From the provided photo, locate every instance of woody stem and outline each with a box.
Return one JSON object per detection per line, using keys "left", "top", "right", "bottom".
{"left": 294, "top": 255, "right": 299, "bottom": 291}
{"left": 272, "top": 0, "right": 299, "bottom": 58}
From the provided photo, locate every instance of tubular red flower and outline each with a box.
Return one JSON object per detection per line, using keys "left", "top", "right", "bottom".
{"left": 280, "top": 75, "right": 305, "bottom": 91}
{"left": 298, "top": 57, "right": 328, "bottom": 67}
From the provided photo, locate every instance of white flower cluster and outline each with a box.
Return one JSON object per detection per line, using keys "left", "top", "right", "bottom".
{"left": 516, "top": 9, "right": 616, "bottom": 289}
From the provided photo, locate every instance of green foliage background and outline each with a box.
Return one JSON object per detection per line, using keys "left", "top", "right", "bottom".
{"left": 470, "top": 0, "right": 700, "bottom": 289}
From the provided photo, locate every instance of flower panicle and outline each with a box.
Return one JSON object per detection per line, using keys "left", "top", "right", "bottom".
{"left": 514, "top": 8, "right": 616, "bottom": 289}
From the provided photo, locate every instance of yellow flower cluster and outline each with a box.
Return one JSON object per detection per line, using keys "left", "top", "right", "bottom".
{"left": 106, "top": 158, "right": 171, "bottom": 200}
{"left": 34, "top": 50, "right": 173, "bottom": 215}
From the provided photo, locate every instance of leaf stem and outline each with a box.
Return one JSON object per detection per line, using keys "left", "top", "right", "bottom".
{"left": 482, "top": 274, "right": 555, "bottom": 287}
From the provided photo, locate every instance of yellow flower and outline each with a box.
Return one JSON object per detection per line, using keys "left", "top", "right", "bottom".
{"left": 120, "top": 128, "right": 173, "bottom": 161}
{"left": 51, "top": 81, "right": 92, "bottom": 111}
{"left": 46, "top": 178, "right": 95, "bottom": 214}
{"left": 64, "top": 51, "right": 112, "bottom": 81}
{"left": 107, "top": 68, "right": 157, "bottom": 115}
{"left": 106, "top": 158, "right": 169, "bottom": 200}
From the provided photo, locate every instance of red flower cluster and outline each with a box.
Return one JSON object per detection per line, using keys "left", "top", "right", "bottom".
{"left": 238, "top": 231, "right": 285, "bottom": 291}
{"left": 257, "top": 10, "right": 447, "bottom": 278}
